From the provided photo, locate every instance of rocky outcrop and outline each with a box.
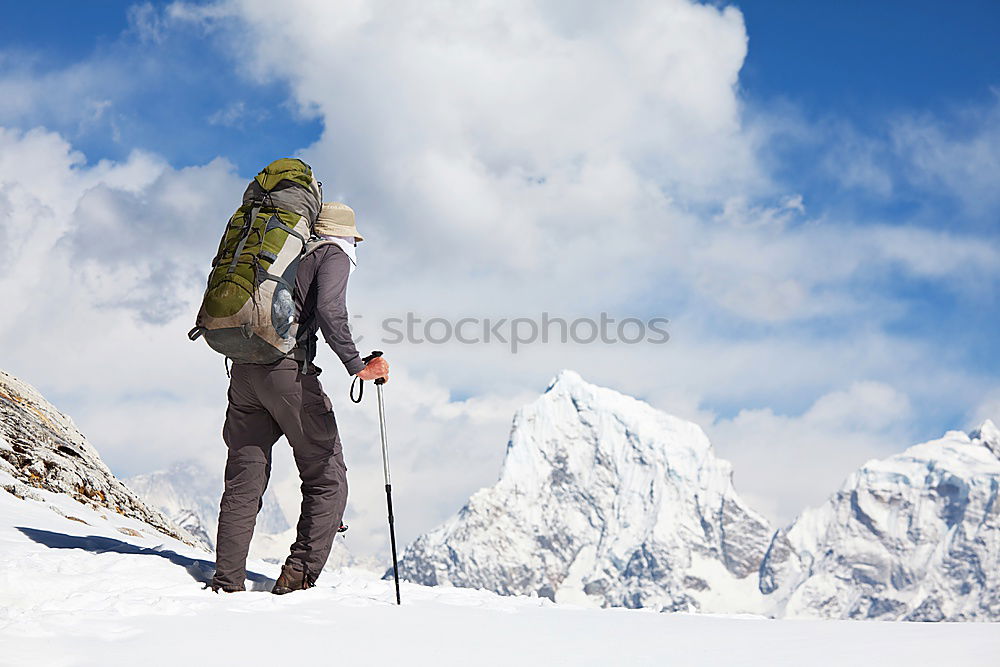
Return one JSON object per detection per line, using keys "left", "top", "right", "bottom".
{"left": 0, "top": 369, "right": 187, "bottom": 543}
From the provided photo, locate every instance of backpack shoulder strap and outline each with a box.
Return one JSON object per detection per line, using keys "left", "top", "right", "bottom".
{"left": 302, "top": 237, "right": 346, "bottom": 259}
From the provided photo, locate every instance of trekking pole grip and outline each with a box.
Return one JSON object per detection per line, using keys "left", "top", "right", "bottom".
{"left": 365, "top": 350, "right": 387, "bottom": 386}
{"left": 350, "top": 350, "right": 385, "bottom": 403}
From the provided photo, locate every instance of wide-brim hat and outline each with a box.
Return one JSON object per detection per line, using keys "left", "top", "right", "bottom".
{"left": 315, "top": 201, "right": 363, "bottom": 242}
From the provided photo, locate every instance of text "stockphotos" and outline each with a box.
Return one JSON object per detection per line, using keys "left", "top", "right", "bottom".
{"left": 362, "top": 313, "right": 670, "bottom": 354}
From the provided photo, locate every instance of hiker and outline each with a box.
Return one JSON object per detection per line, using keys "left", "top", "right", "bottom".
{"left": 208, "top": 198, "right": 389, "bottom": 594}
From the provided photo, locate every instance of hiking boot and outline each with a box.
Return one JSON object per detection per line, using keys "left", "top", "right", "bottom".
{"left": 271, "top": 561, "right": 316, "bottom": 595}
{"left": 211, "top": 583, "right": 246, "bottom": 593}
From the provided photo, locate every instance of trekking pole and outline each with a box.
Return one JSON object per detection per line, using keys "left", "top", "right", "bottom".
{"left": 354, "top": 350, "right": 401, "bottom": 605}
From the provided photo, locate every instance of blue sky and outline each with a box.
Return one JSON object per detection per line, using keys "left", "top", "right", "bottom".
{"left": 5, "top": 1, "right": 998, "bottom": 171}
{"left": 1, "top": 0, "right": 998, "bottom": 549}
{"left": 0, "top": 1, "right": 991, "bottom": 186}
{"left": 740, "top": 1, "right": 1000, "bottom": 115}
{"left": 1, "top": 1, "right": 319, "bottom": 169}
{"left": 738, "top": 0, "right": 1000, "bottom": 424}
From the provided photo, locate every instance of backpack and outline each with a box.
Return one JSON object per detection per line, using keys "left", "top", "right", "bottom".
{"left": 188, "top": 158, "right": 323, "bottom": 364}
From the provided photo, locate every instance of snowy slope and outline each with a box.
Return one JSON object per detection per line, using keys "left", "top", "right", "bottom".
{"left": 0, "top": 369, "right": 185, "bottom": 544}
{"left": 2, "top": 484, "right": 997, "bottom": 667}
{"left": 396, "top": 371, "right": 773, "bottom": 613}
{"left": 760, "top": 421, "right": 1000, "bottom": 621}
{"left": 126, "top": 459, "right": 290, "bottom": 550}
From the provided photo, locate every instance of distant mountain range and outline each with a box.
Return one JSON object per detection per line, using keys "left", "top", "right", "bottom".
{"left": 125, "top": 460, "right": 357, "bottom": 570}
{"left": 396, "top": 371, "right": 1000, "bottom": 621}
{"left": 126, "top": 460, "right": 290, "bottom": 551}
{"left": 760, "top": 420, "right": 1000, "bottom": 620}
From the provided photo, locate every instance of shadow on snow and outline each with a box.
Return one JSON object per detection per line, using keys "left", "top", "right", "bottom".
{"left": 16, "top": 526, "right": 275, "bottom": 591}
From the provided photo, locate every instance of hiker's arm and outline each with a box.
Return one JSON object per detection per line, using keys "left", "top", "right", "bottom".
{"left": 314, "top": 250, "right": 365, "bottom": 375}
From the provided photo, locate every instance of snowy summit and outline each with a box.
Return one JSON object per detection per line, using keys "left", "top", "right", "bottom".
{"left": 397, "top": 370, "right": 773, "bottom": 613}
{"left": 398, "top": 372, "right": 1000, "bottom": 623}
{"left": 761, "top": 420, "right": 1000, "bottom": 621}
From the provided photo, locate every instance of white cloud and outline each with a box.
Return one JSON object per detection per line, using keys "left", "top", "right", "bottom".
{"left": 0, "top": 124, "right": 538, "bottom": 557}
{"left": 892, "top": 95, "right": 1000, "bottom": 218}
{"left": 0, "top": 55, "right": 127, "bottom": 138}
{"left": 802, "top": 92, "right": 1000, "bottom": 219}
{"left": 970, "top": 390, "right": 1000, "bottom": 431}
{"left": 208, "top": 101, "right": 250, "bottom": 127}
{"left": 686, "top": 211, "right": 1000, "bottom": 322}
{"left": 0, "top": 127, "right": 238, "bottom": 471}
{"left": 707, "top": 381, "right": 915, "bottom": 526}
{"left": 127, "top": 2, "right": 169, "bottom": 44}
{"left": 820, "top": 121, "right": 894, "bottom": 197}
{"left": 169, "top": 0, "right": 760, "bottom": 287}
{"left": 162, "top": 0, "right": 1000, "bottom": 333}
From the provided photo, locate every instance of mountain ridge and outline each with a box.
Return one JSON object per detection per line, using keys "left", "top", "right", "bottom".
{"left": 396, "top": 369, "right": 773, "bottom": 613}
{"left": 0, "top": 369, "right": 187, "bottom": 544}
{"left": 396, "top": 370, "right": 1000, "bottom": 620}
{"left": 760, "top": 418, "right": 1000, "bottom": 620}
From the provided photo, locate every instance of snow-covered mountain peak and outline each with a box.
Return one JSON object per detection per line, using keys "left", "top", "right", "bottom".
{"left": 760, "top": 421, "right": 1000, "bottom": 621}
{"left": 397, "top": 371, "right": 772, "bottom": 612}
{"left": 969, "top": 419, "right": 1000, "bottom": 458}
{"left": 546, "top": 368, "right": 579, "bottom": 387}
{"left": 539, "top": 370, "right": 657, "bottom": 418}
{"left": 543, "top": 369, "right": 636, "bottom": 405}
{"left": 504, "top": 371, "right": 717, "bottom": 490}
{"left": 881, "top": 422, "right": 1000, "bottom": 476}
{"left": 531, "top": 370, "right": 710, "bottom": 451}
{"left": 543, "top": 368, "right": 592, "bottom": 394}
{"left": 162, "top": 459, "right": 213, "bottom": 479}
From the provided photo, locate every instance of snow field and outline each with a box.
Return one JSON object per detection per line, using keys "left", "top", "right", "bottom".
{"left": 2, "top": 478, "right": 997, "bottom": 667}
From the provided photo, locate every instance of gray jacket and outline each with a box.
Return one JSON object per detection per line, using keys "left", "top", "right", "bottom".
{"left": 294, "top": 244, "right": 364, "bottom": 375}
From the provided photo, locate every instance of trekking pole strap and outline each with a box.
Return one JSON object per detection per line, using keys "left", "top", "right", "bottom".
{"left": 350, "top": 375, "right": 364, "bottom": 403}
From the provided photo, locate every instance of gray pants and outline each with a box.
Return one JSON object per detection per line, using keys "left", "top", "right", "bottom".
{"left": 212, "top": 359, "right": 348, "bottom": 590}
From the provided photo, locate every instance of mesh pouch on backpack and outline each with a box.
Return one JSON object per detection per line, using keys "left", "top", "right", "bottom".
{"left": 188, "top": 158, "right": 322, "bottom": 364}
